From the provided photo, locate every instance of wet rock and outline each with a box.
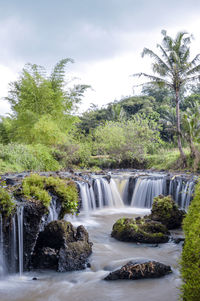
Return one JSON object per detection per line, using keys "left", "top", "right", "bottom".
{"left": 23, "top": 202, "right": 47, "bottom": 270}
{"left": 31, "top": 220, "right": 92, "bottom": 272}
{"left": 172, "top": 237, "right": 185, "bottom": 244}
{"left": 111, "top": 217, "right": 169, "bottom": 244}
{"left": 104, "top": 260, "right": 172, "bottom": 280}
{"left": 149, "top": 195, "right": 185, "bottom": 229}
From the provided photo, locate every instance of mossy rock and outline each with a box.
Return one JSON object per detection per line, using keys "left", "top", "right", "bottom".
{"left": 31, "top": 220, "right": 93, "bottom": 272}
{"left": 111, "top": 217, "right": 169, "bottom": 244}
{"left": 0, "top": 187, "right": 16, "bottom": 217}
{"left": 18, "top": 174, "right": 79, "bottom": 217}
{"left": 149, "top": 195, "right": 185, "bottom": 229}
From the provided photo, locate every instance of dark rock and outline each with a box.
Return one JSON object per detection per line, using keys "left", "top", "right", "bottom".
{"left": 23, "top": 202, "right": 47, "bottom": 270}
{"left": 31, "top": 220, "right": 92, "bottom": 272}
{"left": 111, "top": 217, "right": 169, "bottom": 244}
{"left": 172, "top": 237, "right": 185, "bottom": 244}
{"left": 32, "top": 277, "right": 38, "bottom": 280}
{"left": 104, "top": 260, "right": 172, "bottom": 280}
{"left": 149, "top": 195, "right": 185, "bottom": 229}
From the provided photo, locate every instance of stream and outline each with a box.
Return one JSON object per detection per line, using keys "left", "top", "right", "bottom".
{"left": 0, "top": 170, "right": 191, "bottom": 301}
{"left": 0, "top": 207, "right": 182, "bottom": 301}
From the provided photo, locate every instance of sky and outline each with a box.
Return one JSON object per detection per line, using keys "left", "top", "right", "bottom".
{"left": 1, "top": 0, "right": 200, "bottom": 115}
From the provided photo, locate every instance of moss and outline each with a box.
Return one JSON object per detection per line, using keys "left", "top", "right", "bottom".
{"left": 112, "top": 217, "right": 169, "bottom": 243}
{"left": 0, "top": 187, "right": 16, "bottom": 217}
{"left": 180, "top": 178, "right": 200, "bottom": 301}
{"left": 21, "top": 174, "right": 78, "bottom": 215}
{"left": 152, "top": 195, "right": 175, "bottom": 218}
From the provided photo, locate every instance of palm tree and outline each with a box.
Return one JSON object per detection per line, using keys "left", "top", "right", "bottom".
{"left": 134, "top": 30, "right": 200, "bottom": 166}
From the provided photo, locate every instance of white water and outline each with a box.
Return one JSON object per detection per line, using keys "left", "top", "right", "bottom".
{"left": 0, "top": 208, "right": 182, "bottom": 301}
{"left": 11, "top": 215, "right": 17, "bottom": 273}
{"left": 17, "top": 206, "right": 24, "bottom": 276}
{"left": 131, "top": 177, "right": 164, "bottom": 208}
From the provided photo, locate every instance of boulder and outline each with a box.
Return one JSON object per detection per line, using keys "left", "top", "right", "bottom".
{"left": 111, "top": 217, "right": 169, "bottom": 244}
{"left": 31, "top": 220, "right": 92, "bottom": 272}
{"left": 104, "top": 260, "right": 172, "bottom": 280}
{"left": 149, "top": 195, "right": 185, "bottom": 229}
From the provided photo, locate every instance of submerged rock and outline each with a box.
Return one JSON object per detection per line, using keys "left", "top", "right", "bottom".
{"left": 111, "top": 217, "right": 169, "bottom": 244}
{"left": 31, "top": 220, "right": 92, "bottom": 272}
{"left": 149, "top": 195, "right": 185, "bottom": 229}
{"left": 104, "top": 260, "right": 172, "bottom": 280}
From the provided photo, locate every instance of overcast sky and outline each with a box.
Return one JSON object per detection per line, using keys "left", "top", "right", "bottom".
{"left": 1, "top": 0, "right": 200, "bottom": 115}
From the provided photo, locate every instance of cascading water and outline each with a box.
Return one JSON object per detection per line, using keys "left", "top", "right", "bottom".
{"left": 11, "top": 215, "right": 17, "bottom": 273}
{"left": 76, "top": 172, "right": 195, "bottom": 213}
{"left": 130, "top": 177, "right": 165, "bottom": 208}
{"left": 79, "top": 177, "right": 124, "bottom": 213}
{"left": 17, "top": 206, "right": 24, "bottom": 276}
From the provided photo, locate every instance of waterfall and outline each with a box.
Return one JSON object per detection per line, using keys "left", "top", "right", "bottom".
{"left": 77, "top": 174, "right": 194, "bottom": 212}
{"left": 109, "top": 179, "right": 124, "bottom": 207}
{"left": 17, "top": 206, "right": 24, "bottom": 276}
{"left": 78, "top": 177, "right": 124, "bottom": 213}
{"left": 48, "top": 197, "right": 59, "bottom": 222}
{"left": 93, "top": 179, "right": 103, "bottom": 208}
{"left": 11, "top": 215, "right": 17, "bottom": 273}
{"left": 79, "top": 182, "right": 96, "bottom": 213}
{"left": 130, "top": 177, "right": 164, "bottom": 208}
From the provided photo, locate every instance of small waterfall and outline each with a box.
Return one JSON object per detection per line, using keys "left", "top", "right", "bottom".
{"left": 180, "top": 181, "right": 195, "bottom": 209}
{"left": 17, "top": 206, "right": 24, "bottom": 276}
{"left": 11, "top": 215, "right": 17, "bottom": 273}
{"left": 79, "top": 182, "right": 96, "bottom": 213}
{"left": 94, "top": 179, "right": 103, "bottom": 208}
{"left": 109, "top": 179, "right": 124, "bottom": 207}
{"left": 131, "top": 177, "right": 164, "bottom": 208}
{"left": 48, "top": 197, "right": 59, "bottom": 222}
{"left": 0, "top": 214, "right": 5, "bottom": 276}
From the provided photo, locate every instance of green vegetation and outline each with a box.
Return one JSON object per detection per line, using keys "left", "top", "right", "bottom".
{"left": 180, "top": 179, "right": 200, "bottom": 300}
{"left": 0, "top": 31, "right": 200, "bottom": 172}
{"left": 22, "top": 174, "right": 78, "bottom": 215}
{"left": 111, "top": 217, "right": 169, "bottom": 243}
{"left": 0, "top": 187, "right": 16, "bottom": 217}
{"left": 134, "top": 30, "right": 200, "bottom": 167}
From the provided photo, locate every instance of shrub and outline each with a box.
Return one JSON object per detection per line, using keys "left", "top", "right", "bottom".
{"left": 180, "top": 179, "right": 200, "bottom": 300}
{"left": 22, "top": 174, "right": 78, "bottom": 215}
{"left": 0, "top": 143, "right": 60, "bottom": 172}
{"left": 0, "top": 187, "right": 16, "bottom": 217}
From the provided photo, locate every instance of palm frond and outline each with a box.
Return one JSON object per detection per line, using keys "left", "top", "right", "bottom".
{"left": 142, "top": 48, "right": 171, "bottom": 74}
{"left": 186, "top": 64, "right": 200, "bottom": 76}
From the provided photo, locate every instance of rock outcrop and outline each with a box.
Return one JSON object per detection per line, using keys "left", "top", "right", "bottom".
{"left": 111, "top": 217, "right": 169, "bottom": 244}
{"left": 31, "top": 220, "right": 92, "bottom": 272}
{"left": 149, "top": 195, "right": 185, "bottom": 229}
{"left": 104, "top": 260, "right": 172, "bottom": 280}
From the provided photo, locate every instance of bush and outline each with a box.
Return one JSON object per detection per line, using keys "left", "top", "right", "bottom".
{"left": 0, "top": 187, "right": 16, "bottom": 217}
{"left": 180, "top": 179, "right": 200, "bottom": 300}
{"left": 0, "top": 143, "right": 61, "bottom": 172}
{"left": 22, "top": 174, "right": 78, "bottom": 215}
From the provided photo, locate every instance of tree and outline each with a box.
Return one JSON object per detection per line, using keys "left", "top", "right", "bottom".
{"left": 134, "top": 30, "right": 200, "bottom": 166}
{"left": 4, "top": 59, "right": 89, "bottom": 144}
{"left": 182, "top": 101, "right": 200, "bottom": 170}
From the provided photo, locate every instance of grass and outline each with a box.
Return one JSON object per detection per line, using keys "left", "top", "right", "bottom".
{"left": 146, "top": 147, "right": 191, "bottom": 170}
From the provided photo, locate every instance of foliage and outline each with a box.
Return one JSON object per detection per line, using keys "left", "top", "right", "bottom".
{"left": 4, "top": 60, "right": 88, "bottom": 146}
{"left": 146, "top": 147, "right": 191, "bottom": 170}
{"left": 134, "top": 30, "right": 200, "bottom": 165}
{"left": 180, "top": 179, "right": 200, "bottom": 300}
{"left": 22, "top": 174, "right": 78, "bottom": 215}
{"left": 93, "top": 114, "right": 162, "bottom": 163}
{"left": 0, "top": 143, "right": 60, "bottom": 172}
{"left": 0, "top": 187, "right": 16, "bottom": 217}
